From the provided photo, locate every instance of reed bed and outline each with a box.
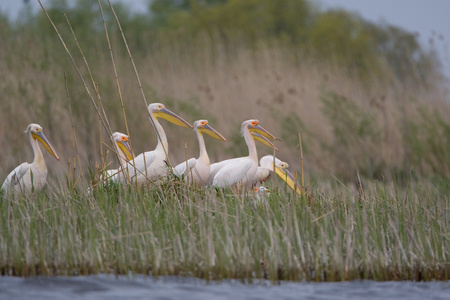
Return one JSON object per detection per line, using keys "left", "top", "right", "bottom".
{"left": 0, "top": 1, "right": 449, "bottom": 283}
{"left": 0, "top": 178, "right": 448, "bottom": 282}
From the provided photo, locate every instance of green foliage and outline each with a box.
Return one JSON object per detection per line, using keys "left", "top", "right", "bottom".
{"left": 2, "top": 0, "right": 437, "bottom": 84}
{"left": 309, "top": 10, "right": 380, "bottom": 77}
{"left": 146, "top": 0, "right": 438, "bottom": 84}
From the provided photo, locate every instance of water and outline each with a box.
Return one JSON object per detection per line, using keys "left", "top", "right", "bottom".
{"left": 0, "top": 275, "right": 448, "bottom": 300}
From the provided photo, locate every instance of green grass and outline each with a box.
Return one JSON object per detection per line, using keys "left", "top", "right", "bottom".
{"left": 1, "top": 178, "right": 448, "bottom": 282}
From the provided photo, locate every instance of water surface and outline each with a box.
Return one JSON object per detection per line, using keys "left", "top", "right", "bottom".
{"left": 0, "top": 275, "right": 448, "bottom": 300}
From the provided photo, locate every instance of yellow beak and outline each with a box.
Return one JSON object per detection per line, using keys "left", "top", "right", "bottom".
{"left": 153, "top": 108, "right": 193, "bottom": 128}
{"left": 249, "top": 124, "right": 280, "bottom": 141}
{"left": 117, "top": 140, "right": 134, "bottom": 161}
{"left": 274, "top": 166, "right": 302, "bottom": 195}
{"left": 33, "top": 131, "right": 60, "bottom": 160}
{"left": 252, "top": 132, "right": 279, "bottom": 151}
{"left": 199, "top": 124, "right": 227, "bottom": 141}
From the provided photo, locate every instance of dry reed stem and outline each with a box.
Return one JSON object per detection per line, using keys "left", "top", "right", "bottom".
{"left": 98, "top": 0, "right": 132, "bottom": 184}
{"left": 64, "top": 72, "right": 83, "bottom": 185}
{"left": 63, "top": 14, "right": 118, "bottom": 174}
{"left": 37, "top": 1, "right": 111, "bottom": 137}
{"left": 106, "top": 0, "right": 173, "bottom": 181}
{"left": 298, "top": 132, "right": 304, "bottom": 190}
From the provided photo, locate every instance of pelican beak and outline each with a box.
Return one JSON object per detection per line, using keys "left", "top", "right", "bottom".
{"left": 153, "top": 108, "right": 193, "bottom": 128}
{"left": 249, "top": 124, "right": 280, "bottom": 141}
{"left": 252, "top": 132, "right": 279, "bottom": 151}
{"left": 274, "top": 166, "right": 302, "bottom": 195}
{"left": 199, "top": 124, "right": 227, "bottom": 141}
{"left": 33, "top": 131, "right": 60, "bottom": 161}
{"left": 117, "top": 140, "right": 134, "bottom": 161}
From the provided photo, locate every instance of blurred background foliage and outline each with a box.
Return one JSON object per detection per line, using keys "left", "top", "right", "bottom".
{"left": 0, "top": 0, "right": 449, "bottom": 185}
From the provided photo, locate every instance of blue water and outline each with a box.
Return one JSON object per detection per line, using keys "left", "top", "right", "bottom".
{"left": 0, "top": 275, "right": 449, "bottom": 300}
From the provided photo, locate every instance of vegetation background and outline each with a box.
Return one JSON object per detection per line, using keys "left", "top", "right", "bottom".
{"left": 0, "top": 0, "right": 449, "bottom": 188}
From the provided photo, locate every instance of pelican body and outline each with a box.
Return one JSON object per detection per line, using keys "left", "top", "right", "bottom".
{"left": 212, "top": 119, "right": 278, "bottom": 189}
{"left": 173, "top": 120, "right": 226, "bottom": 187}
{"left": 1, "top": 124, "right": 59, "bottom": 196}
{"left": 207, "top": 131, "right": 278, "bottom": 186}
{"left": 133, "top": 103, "right": 193, "bottom": 185}
{"left": 103, "top": 132, "right": 134, "bottom": 183}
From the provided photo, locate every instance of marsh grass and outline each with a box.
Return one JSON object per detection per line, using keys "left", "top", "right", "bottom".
{"left": 0, "top": 177, "right": 448, "bottom": 282}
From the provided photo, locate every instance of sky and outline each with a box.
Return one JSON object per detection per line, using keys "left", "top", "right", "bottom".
{"left": 1, "top": 0, "right": 449, "bottom": 78}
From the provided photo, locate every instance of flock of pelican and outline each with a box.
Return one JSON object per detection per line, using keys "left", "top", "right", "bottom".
{"left": 1, "top": 103, "right": 302, "bottom": 197}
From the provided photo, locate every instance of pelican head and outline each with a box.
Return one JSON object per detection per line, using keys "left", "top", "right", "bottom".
{"left": 195, "top": 120, "right": 227, "bottom": 141}
{"left": 26, "top": 123, "right": 59, "bottom": 160}
{"left": 242, "top": 119, "right": 279, "bottom": 141}
{"left": 258, "top": 155, "right": 287, "bottom": 182}
{"left": 252, "top": 133, "right": 279, "bottom": 151}
{"left": 253, "top": 186, "right": 270, "bottom": 202}
{"left": 260, "top": 155, "right": 289, "bottom": 172}
{"left": 148, "top": 103, "right": 193, "bottom": 128}
{"left": 112, "top": 132, "right": 134, "bottom": 161}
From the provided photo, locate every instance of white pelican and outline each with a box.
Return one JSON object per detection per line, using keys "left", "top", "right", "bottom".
{"left": 1, "top": 124, "right": 59, "bottom": 196}
{"left": 257, "top": 155, "right": 301, "bottom": 194}
{"left": 103, "top": 132, "right": 134, "bottom": 183}
{"left": 207, "top": 132, "right": 278, "bottom": 186}
{"left": 257, "top": 155, "right": 289, "bottom": 183}
{"left": 252, "top": 186, "right": 271, "bottom": 203}
{"left": 212, "top": 119, "right": 278, "bottom": 189}
{"left": 133, "top": 103, "right": 193, "bottom": 185}
{"left": 173, "top": 120, "right": 226, "bottom": 187}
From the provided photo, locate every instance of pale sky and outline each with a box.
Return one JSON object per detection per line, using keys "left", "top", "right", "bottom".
{"left": 1, "top": 0, "right": 449, "bottom": 78}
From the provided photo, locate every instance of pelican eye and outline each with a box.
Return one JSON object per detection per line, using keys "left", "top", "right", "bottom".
{"left": 201, "top": 121, "right": 208, "bottom": 126}
{"left": 251, "top": 121, "right": 259, "bottom": 126}
{"left": 121, "top": 136, "right": 127, "bottom": 141}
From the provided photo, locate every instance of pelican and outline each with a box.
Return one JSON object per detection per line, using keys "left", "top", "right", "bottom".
{"left": 133, "top": 103, "right": 193, "bottom": 185}
{"left": 102, "top": 132, "right": 134, "bottom": 183}
{"left": 252, "top": 186, "right": 271, "bottom": 203}
{"left": 1, "top": 123, "right": 59, "bottom": 196}
{"left": 257, "top": 155, "right": 289, "bottom": 183}
{"left": 207, "top": 132, "right": 278, "bottom": 186}
{"left": 212, "top": 119, "right": 278, "bottom": 189}
{"left": 173, "top": 120, "right": 226, "bottom": 187}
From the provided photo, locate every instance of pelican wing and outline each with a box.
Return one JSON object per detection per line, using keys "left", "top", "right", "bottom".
{"left": 212, "top": 159, "right": 253, "bottom": 187}
{"left": 133, "top": 151, "right": 156, "bottom": 172}
{"left": 132, "top": 150, "right": 161, "bottom": 183}
{"left": 173, "top": 158, "right": 197, "bottom": 178}
{"left": 101, "top": 168, "right": 119, "bottom": 183}
{"left": 207, "top": 157, "right": 242, "bottom": 185}
{"left": 2, "top": 163, "right": 29, "bottom": 188}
